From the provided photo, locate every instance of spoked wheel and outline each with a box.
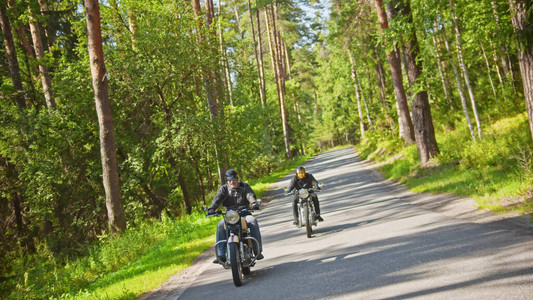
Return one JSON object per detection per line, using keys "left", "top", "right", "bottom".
{"left": 229, "top": 243, "right": 243, "bottom": 286}
{"left": 304, "top": 203, "right": 312, "bottom": 238}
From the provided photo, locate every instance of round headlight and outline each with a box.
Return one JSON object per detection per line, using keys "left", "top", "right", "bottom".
{"left": 225, "top": 210, "right": 240, "bottom": 224}
{"left": 299, "top": 188, "right": 309, "bottom": 198}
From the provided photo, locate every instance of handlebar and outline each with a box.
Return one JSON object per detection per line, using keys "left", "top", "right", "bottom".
{"left": 204, "top": 206, "right": 261, "bottom": 217}
{"left": 285, "top": 187, "right": 322, "bottom": 196}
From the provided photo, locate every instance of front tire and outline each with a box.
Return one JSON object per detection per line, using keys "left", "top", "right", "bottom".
{"left": 304, "top": 203, "right": 312, "bottom": 238}
{"left": 229, "top": 242, "right": 243, "bottom": 286}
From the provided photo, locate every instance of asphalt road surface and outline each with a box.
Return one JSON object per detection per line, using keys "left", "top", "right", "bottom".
{"left": 140, "top": 147, "right": 533, "bottom": 300}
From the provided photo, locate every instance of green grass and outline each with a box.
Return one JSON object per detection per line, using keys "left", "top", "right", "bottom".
{"left": 357, "top": 112, "right": 533, "bottom": 218}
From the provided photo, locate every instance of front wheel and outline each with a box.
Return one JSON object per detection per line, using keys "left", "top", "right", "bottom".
{"left": 304, "top": 203, "right": 312, "bottom": 238}
{"left": 229, "top": 242, "right": 243, "bottom": 286}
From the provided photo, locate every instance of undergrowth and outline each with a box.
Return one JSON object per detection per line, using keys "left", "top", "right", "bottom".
{"left": 356, "top": 112, "right": 533, "bottom": 218}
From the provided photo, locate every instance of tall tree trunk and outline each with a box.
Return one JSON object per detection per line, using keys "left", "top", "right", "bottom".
{"left": 432, "top": 24, "right": 453, "bottom": 107}
{"left": 255, "top": 1, "right": 266, "bottom": 105}
{"left": 509, "top": 0, "right": 533, "bottom": 140}
{"left": 36, "top": 0, "right": 52, "bottom": 53}
{"left": 356, "top": 67, "right": 373, "bottom": 127}
{"left": 398, "top": 0, "right": 439, "bottom": 164}
{"left": 491, "top": 1, "right": 512, "bottom": 78}
{"left": 450, "top": 0, "right": 482, "bottom": 140}
{"left": 218, "top": 0, "right": 233, "bottom": 107}
{"left": 28, "top": 5, "right": 55, "bottom": 110}
{"left": 348, "top": 50, "right": 365, "bottom": 139}
{"left": 192, "top": 0, "right": 226, "bottom": 185}
{"left": 127, "top": 6, "right": 137, "bottom": 51}
{"left": 248, "top": 0, "right": 265, "bottom": 107}
{"left": 265, "top": 5, "right": 292, "bottom": 159}
{"left": 480, "top": 42, "right": 500, "bottom": 109}
{"left": 0, "top": 4, "right": 26, "bottom": 109}
{"left": 490, "top": 41, "right": 507, "bottom": 98}
{"left": 85, "top": 0, "right": 126, "bottom": 233}
{"left": 375, "top": 0, "right": 415, "bottom": 145}
{"left": 441, "top": 23, "right": 476, "bottom": 140}
{"left": 373, "top": 47, "right": 395, "bottom": 129}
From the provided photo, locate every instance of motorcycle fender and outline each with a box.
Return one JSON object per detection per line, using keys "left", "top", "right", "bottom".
{"left": 228, "top": 235, "right": 240, "bottom": 243}
{"left": 241, "top": 218, "right": 248, "bottom": 229}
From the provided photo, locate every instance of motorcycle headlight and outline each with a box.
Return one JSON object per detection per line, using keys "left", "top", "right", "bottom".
{"left": 299, "top": 188, "right": 309, "bottom": 198}
{"left": 225, "top": 210, "right": 240, "bottom": 225}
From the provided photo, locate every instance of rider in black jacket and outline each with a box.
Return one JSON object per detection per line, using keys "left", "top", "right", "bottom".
{"left": 286, "top": 166, "right": 324, "bottom": 225}
{"left": 208, "top": 169, "right": 264, "bottom": 263}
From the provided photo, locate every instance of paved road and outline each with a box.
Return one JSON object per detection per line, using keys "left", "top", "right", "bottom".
{"left": 142, "top": 147, "right": 533, "bottom": 299}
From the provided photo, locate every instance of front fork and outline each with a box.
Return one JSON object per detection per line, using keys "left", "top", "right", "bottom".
{"left": 214, "top": 233, "right": 261, "bottom": 268}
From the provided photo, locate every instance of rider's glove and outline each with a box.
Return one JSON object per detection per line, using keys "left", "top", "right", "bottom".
{"left": 207, "top": 208, "right": 215, "bottom": 215}
{"left": 252, "top": 202, "right": 261, "bottom": 210}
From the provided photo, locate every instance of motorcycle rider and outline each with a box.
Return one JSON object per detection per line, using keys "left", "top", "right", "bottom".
{"left": 286, "top": 166, "right": 324, "bottom": 225}
{"left": 208, "top": 169, "right": 264, "bottom": 263}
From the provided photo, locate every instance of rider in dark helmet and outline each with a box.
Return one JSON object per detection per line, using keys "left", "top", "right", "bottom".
{"left": 286, "top": 166, "right": 323, "bottom": 225}
{"left": 208, "top": 169, "right": 264, "bottom": 263}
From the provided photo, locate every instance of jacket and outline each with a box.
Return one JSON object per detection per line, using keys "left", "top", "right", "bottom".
{"left": 286, "top": 173, "right": 318, "bottom": 194}
{"left": 209, "top": 182, "right": 257, "bottom": 211}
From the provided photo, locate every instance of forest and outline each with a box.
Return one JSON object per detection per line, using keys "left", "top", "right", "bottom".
{"left": 1, "top": 0, "right": 532, "bottom": 298}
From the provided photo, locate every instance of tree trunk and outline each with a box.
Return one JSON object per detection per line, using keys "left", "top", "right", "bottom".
{"left": 375, "top": 0, "right": 415, "bottom": 145}
{"left": 450, "top": 0, "right": 482, "bottom": 140}
{"left": 491, "top": 1, "right": 512, "bottom": 78}
{"left": 0, "top": 4, "right": 26, "bottom": 109}
{"left": 480, "top": 42, "right": 500, "bottom": 109}
{"left": 85, "top": 0, "right": 126, "bottom": 233}
{"left": 356, "top": 67, "right": 374, "bottom": 127}
{"left": 248, "top": 0, "right": 265, "bottom": 107}
{"left": 28, "top": 5, "right": 55, "bottom": 110}
{"left": 255, "top": 1, "right": 266, "bottom": 105}
{"left": 509, "top": 0, "right": 533, "bottom": 140}
{"left": 398, "top": 0, "right": 439, "bottom": 165}
{"left": 432, "top": 26, "right": 453, "bottom": 107}
{"left": 348, "top": 50, "right": 365, "bottom": 139}
{"left": 441, "top": 22, "right": 476, "bottom": 140}
{"left": 218, "top": 0, "right": 233, "bottom": 107}
{"left": 192, "top": 0, "right": 226, "bottom": 185}
{"left": 373, "top": 47, "right": 395, "bottom": 129}
{"left": 265, "top": 5, "right": 292, "bottom": 159}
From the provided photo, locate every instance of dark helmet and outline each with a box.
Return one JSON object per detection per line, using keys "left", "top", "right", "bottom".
{"left": 296, "top": 166, "right": 306, "bottom": 179}
{"left": 225, "top": 169, "right": 238, "bottom": 182}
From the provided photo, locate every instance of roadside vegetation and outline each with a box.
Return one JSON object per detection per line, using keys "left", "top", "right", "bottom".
{"left": 1, "top": 156, "right": 308, "bottom": 300}
{"left": 357, "top": 112, "right": 533, "bottom": 217}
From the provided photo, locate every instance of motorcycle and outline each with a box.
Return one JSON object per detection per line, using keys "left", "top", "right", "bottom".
{"left": 284, "top": 183, "right": 323, "bottom": 238}
{"left": 205, "top": 200, "right": 262, "bottom": 287}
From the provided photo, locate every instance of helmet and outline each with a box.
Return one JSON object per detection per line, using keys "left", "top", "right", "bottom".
{"left": 296, "top": 166, "right": 306, "bottom": 179}
{"left": 225, "top": 169, "right": 238, "bottom": 182}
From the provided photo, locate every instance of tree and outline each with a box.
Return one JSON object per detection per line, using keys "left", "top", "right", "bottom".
{"left": 0, "top": 2, "right": 25, "bottom": 108}
{"left": 397, "top": 0, "right": 439, "bottom": 164}
{"left": 375, "top": 0, "right": 415, "bottom": 145}
{"left": 450, "top": 0, "right": 482, "bottom": 140}
{"left": 84, "top": 0, "right": 126, "bottom": 232}
{"left": 509, "top": 0, "right": 533, "bottom": 140}
{"left": 28, "top": 1, "right": 55, "bottom": 110}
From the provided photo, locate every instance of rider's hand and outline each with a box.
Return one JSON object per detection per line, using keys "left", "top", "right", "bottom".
{"left": 252, "top": 203, "right": 261, "bottom": 210}
{"left": 207, "top": 208, "right": 215, "bottom": 215}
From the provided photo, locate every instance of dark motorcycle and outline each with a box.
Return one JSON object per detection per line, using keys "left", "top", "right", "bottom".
{"left": 205, "top": 200, "right": 262, "bottom": 286}
{"left": 284, "top": 183, "right": 323, "bottom": 238}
